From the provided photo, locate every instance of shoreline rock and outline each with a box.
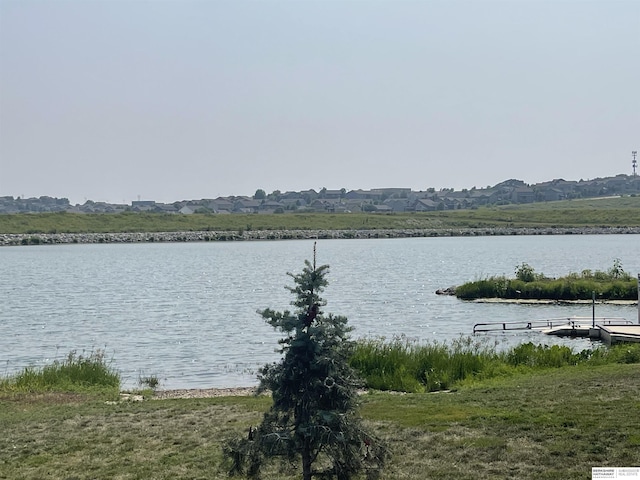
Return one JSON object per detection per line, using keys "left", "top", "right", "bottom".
{"left": 2, "top": 226, "right": 640, "bottom": 247}
{"left": 435, "top": 286, "right": 457, "bottom": 296}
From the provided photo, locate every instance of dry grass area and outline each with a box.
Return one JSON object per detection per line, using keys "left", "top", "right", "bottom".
{"left": 1, "top": 364, "right": 639, "bottom": 479}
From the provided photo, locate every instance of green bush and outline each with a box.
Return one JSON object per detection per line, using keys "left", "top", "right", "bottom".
{"left": 515, "top": 263, "right": 536, "bottom": 282}
{"left": 585, "top": 343, "right": 640, "bottom": 365}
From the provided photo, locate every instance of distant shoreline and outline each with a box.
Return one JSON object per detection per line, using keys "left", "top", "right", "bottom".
{"left": 3, "top": 226, "right": 640, "bottom": 246}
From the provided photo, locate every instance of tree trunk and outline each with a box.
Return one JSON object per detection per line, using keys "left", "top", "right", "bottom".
{"left": 302, "top": 440, "right": 312, "bottom": 480}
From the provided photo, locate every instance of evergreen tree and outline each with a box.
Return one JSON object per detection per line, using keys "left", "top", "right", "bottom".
{"left": 224, "top": 244, "right": 386, "bottom": 480}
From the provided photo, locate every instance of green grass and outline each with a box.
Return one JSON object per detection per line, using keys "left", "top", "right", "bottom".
{"left": 1, "top": 364, "right": 639, "bottom": 479}
{"left": 0, "top": 350, "right": 120, "bottom": 399}
{"left": 2, "top": 195, "right": 640, "bottom": 235}
{"left": 350, "top": 336, "right": 640, "bottom": 393}
{"left": 456, "top": 277, "right": 639, "bottom": 301}
{"left": 360, "top": 364, "right": 640, "bottom": 479}
{"left": 2, "top": 343, "right": 640, "bottom": 478}
{"left": 350, "top": 336, "right": 499, "bottom": 392}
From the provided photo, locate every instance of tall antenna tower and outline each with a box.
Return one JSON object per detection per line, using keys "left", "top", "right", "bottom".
{"left": 633, "top": 151, "right": 638, "bottom": 177}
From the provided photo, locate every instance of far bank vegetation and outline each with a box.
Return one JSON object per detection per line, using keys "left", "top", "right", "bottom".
{"left": 3, "top": 195, "right": 640, "bottom": 236}
{"left": 454, "top": 260, "right": 638, "bottom": 301}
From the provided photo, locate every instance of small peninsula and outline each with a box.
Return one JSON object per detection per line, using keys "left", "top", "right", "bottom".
{"left": 449, "top": 261, "right": 639, "bottom": 302}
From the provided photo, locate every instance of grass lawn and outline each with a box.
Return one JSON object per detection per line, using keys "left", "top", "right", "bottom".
{"left": 2, "top": 363, "right": 639, "bottom": 479}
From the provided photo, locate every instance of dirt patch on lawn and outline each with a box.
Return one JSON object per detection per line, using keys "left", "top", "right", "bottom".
{"left": 0, "top": 391, "right": 89, "bottom": 404}
{"left": 151, "top": 387, "right": 258, "bottom": 400}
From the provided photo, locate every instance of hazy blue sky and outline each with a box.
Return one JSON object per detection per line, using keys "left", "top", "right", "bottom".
{"left": 1, "top": 0, "right": 638, "bottom": 205}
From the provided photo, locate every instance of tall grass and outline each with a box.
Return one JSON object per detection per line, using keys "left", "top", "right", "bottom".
{"left": 350, "top": 336, "right": 500, "bottom": 392}
{"left": 350, "top": 336, "right": 640, "bottom": 393}
{"left": 0, "top": 350, "right": 120, "bottom": 395}
{"left": 455, "top": 277, "right": 639, "bottom": 300}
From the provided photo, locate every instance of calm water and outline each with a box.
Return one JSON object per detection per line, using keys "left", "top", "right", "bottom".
{"left": 1, "top": 235, "right": 638, "bottom": 389}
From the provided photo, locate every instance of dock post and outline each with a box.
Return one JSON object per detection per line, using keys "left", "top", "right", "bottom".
{"left": 637, "top": 274, "right": 639, "bottom": 325}
{"left": 592, "top": 291, "right": 596, "bottom": 328}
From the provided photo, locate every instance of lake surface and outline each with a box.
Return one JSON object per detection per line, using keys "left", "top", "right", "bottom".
{"left": 1, "top": 235, "right": 638, "bottom": 389}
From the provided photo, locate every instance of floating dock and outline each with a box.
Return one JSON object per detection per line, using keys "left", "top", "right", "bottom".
{"left": 542, "top": 323, "right": 640, "bottom": 344}
{"left": 474, "top": 317, "right": 640, "bottom": 345}
{"left": 598, "top": 325, "right": 640, "bottom": 344}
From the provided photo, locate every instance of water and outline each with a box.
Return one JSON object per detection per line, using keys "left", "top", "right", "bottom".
{"left": 1, "top": 235, "right": 638, "bottom": 389}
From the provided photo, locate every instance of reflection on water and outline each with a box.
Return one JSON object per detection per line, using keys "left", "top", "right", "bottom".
{"left": 1, "top": 235, "right": 638, "bottom": 388}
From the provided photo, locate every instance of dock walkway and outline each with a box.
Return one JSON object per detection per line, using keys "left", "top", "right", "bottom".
{"left": 598, "top": 325, "right": 640, "bottom": 344}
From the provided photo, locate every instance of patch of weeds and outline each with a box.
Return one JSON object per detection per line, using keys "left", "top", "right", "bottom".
{"left": 0, "top": 350, "right": 120, "bottom": 398}
{"left": 138, "top": 373, "right": 160, "bottom": 390}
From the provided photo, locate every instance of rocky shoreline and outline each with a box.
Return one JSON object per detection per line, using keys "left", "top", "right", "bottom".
{"left": 3, "top": 226, "right": 640, "bottom": 246}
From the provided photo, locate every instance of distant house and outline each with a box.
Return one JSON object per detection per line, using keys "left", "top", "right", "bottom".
{"left": 605, "top": 175, "right": 628, "bottom": 194}
{"left": 344, "top": 190, "right": 370, "bottom": 200}
{"left": 299, "top": 189, "right": 318, "bottom": 202}
{"left": 538, "top": 188, "right": 565, "bottom": 202}
{"left": 309, "top": 199, "right": 338, "bottom": 212}
{"left": 179, "top": 206, "right": 197, "bottom": 215}
{"left": 280, "top": 191, "right": 304, "bottom": 200}
{"left": 233, "top": 199, "right": 262, "bottom": 213}
{"left": 412, "top": 199, "right": 438, "bottom": 211}
{"left": 469, "top": 190, "right": 500, "bottom": 205}
{"left": 131, "top": 200, "right": 158, "bottom": 212}
{"left": 554, "top": 180, "right": 578, "bottom": 195}
{"left": 341, "top": 200, "right": 363, "bottom": 213}
{"left": 371, "top": 204, "right": 393, "bottom": 213}
{"left": 383, "top": 198, "right": 410, "bottom": 212}
{"left": 371, "top": 188, "right": 411, "bottom": 197}
{"left": 210, "top": 198, "right": 234, "bottom": 213}
{"left": 535, "top": 179, "right": 576, "bottom": 200}
{"left": 259, "top": 200, "right": 284, "bottom": 212}
{"left": 575, "top": 180, "right": 602, "bottom": 198}
{"left": 440, "top": 197, "right": 458, "bottom": 210}
{"left": 280, "top": 198, "right": 305, "bottom": 210}
{"left": 511, "top": 187, "right": 535, "bottom": 203}
{"left": 323, "top": 189, "right": 343, "bottom": 199}
{"left": 132, "top": 200, "right": 156, "bottom": 207}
